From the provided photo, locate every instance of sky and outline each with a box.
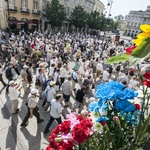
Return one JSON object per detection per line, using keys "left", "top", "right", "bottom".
{"left": 100, "top": 0, "right": 150, "bottom": 18}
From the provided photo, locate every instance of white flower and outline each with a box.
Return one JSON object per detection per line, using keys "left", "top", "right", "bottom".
{"left": 93, "top": 122, "right": 103, "bottom": 132}
{"left": 90, "top": 112, "right": 100, "bottom": 121}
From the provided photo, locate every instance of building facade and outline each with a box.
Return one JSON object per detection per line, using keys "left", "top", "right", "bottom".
{"left": 42, "top": 0, "right": 105, "bottom": 31}
{"left": 1, "top": 0, "right": 43, "bottom": 32}
{"left": 125, "top": 6, "right": 150, "bottom": 37}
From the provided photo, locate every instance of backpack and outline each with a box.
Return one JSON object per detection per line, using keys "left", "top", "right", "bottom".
{"left": 5, "top": 67, "right": 12, "bottom": 79}
{"left": 42, "top": 79, "right": 50, "bottom": 91}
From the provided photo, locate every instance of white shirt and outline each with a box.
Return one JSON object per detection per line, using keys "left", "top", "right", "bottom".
{"left": 62, "top": 80, "right": 72, "bottom": 95}
{"left": 96, "top": 63, "right": 103, "bottom": 71}
{"left": 9, "top": 86, "right": 18, "bottom": 100}
{"left": 129, "top": 79, "right": 139, "bottom": 88}
{"left": 60, "top": 68, "right": 68, "bottom": 78}
{"left": 47, "top": 87, "right": 56, "bottom": 102}
{"left": 50, "top": 99, "right": 62, "bottom": 118}
{"left": 102, "top": 70, "right": 110, "bottom": 81}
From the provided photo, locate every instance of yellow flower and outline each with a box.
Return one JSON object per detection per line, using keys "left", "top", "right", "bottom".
{"left": 132, "top": 24, "right": 150, "bottom": 46}
{"left": 140, "top": 24, "right": 150, "bottom": 33}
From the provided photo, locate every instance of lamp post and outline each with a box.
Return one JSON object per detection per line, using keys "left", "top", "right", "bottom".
{"left": 107, "top": 0, "right": 113, "bottom": 18}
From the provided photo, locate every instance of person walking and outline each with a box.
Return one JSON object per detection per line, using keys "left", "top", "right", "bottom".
{"left": 62, "top": 76, "right": 73, "bottom": 107}
{"left": 44, "top": 94, "right": 63, "bottom": 134}
{"left": 0, "top": 63, "right": 7, "bottom": 87}
{"left": 9, "top": 80, "right": 21, "bottom": 114}
{"left": 20, "top": 89, "right": 44, "bottom": 127}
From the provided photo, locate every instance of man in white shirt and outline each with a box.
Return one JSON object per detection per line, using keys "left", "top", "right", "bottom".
{"left": 71, "top": 69, "right": 79, "bottom": 91}
{"left": 9, "top": 80, "right": 21, "bottom": 114}
{"left": 44, "top": 94, "right": 63, "bottom": 134}
{"left": 62, "top": 76, "right": 73, "bottom": 107}
{"left": 59, "top": 65, "right": 68, "bottom": 86}
{"left": 44, "top": 81, "right": 56, "bottom": 111}
{"left": 102, "top": 68, "right": 110, "bottom": 82}
{"left": 96, "top": 60, "right": 103, "bottom": 78}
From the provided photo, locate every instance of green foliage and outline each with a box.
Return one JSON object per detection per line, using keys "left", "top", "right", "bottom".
{"left": 106, "top": 53, "right": 130, "bottom": 64}
{"left": 43, "top": 0, "right": 66, "bottom": 28}
{"left": 87, "top": 11, "right": 101, "bottom": 29}
{"left": 69, "top": 6, "right": 87, "bottom": 29}
{"left": 114, "top": 14, "right": 124, "bottom": 20}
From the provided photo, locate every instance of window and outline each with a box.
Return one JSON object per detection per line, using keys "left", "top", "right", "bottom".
{"left": 33, "top": 1, "right": 38, "bottom": 10}
{"left": 22, "top": 0, "right": 28, "bottom": 8}
{"left": 9, "top": 0, "right": 14, "bottom": 6}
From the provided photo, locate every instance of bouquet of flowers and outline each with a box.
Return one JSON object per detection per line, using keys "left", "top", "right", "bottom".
{"left": 46, "top": 24, "right": 150, "bottom": 150}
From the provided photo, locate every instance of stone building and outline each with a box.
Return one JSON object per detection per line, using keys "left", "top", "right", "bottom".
{"left": 1, "top": 0, "right": 43, "bottom": 32}
{"left": 125, "top": 6, "right": 150, "bottom": 38}
{"left": 42, "top": 0, "right": 105, "bottom": 31}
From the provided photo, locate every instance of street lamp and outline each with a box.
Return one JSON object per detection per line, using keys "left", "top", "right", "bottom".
{"left": 107, "top": 0, "right": 113, "bottom": 18}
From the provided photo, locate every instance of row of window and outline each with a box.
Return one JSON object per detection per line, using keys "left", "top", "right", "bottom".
{"left": 9, "top": 0, "right": 39, "bottom": 10}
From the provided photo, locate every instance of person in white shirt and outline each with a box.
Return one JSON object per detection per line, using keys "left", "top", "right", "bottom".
{"left": 102, "top": 68, "right": 110, "bottom": 82}
{"left": 44, "top": 94, "right": 63, "bottom": 134}
{"left": 9, "top": 80, "right": 21, "bottom": 114}
{"left": 44, "top": 81, "right": 56, "bottom": 111}
{"left": 62, "top": 76, "right": 73, "bottom": 107}
{"left": 71, "top": 69, "right": 79, "bottom": 91}
{"left": 21, "top": 89, "right": 44, "bottom": 126}
{"left": 0, "top": 63, "right": 7, "bottom": 86}
{"left": 96, "top": 60, "right": 103, "bottom": 78}
{"left": 59, "top": 65, "right": 68, "bottom": 87}
{"left": 129, "top": 76, "right": 139, "bottom": 89}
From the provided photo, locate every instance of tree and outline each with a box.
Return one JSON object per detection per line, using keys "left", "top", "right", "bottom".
{"left": 43, "top": 0, "right": 66, "bottom": 29}
{"left": 69, "top": 6, "right": 87, "bottom": 29}
{"left": 87, "top": 11, "right": 101, "bottom": 29}
{"left": 114, "top": 14, "right": 124, "bottom": 20}
{"left": 99, "top": 14, "right": 108, "bottom": 31}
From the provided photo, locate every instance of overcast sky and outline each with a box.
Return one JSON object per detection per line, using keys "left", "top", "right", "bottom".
{"left": 100, "top": 0, "right": 150, "bottom": 18}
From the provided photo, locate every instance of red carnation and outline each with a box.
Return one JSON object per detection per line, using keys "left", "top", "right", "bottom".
{"left": 80, "top": 118, "right": 93, "bottom": 128}
{"left": 60, "top": 120, "right": 71, "bottom": 134}
{"left": 46, "top": 145, "right": 55, "bottom": 150}
{"left": 62, "top": 140, "right": 74, "bottom": 150}
{"left": 52, "top": 125, "right": 60, "bottom": 134}
{"left": 134, "top": 104, "right": 141, "bottom": 110}
{"left": 143, "top": 72, "right": 150, "bottom": 80}
{"left": 100, "top": 121, "right": 106, "bottom": 126}
{"left": 72, "top": 124, "right": 90, "bottom": 143}
{"left": 76, "top": 115, "right": 84, "bottom": 121}
{"left": 125, "top": 46, "right": 136, "bottom": 55}
{"left": 142, "top": 79, "right": 150, "bottom": 88}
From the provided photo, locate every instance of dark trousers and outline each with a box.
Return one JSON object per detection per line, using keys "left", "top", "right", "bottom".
{"left": 44, "top": 116, "right": 62, "bottom": 132}
{"left": 21, "top": 107, "right": 42, "bottom": 125}
{"left": 0, "top": 74, "right": 6, "bottom": 86}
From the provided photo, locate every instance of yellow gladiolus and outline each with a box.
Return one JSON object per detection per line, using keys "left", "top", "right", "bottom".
{"left": 140, "top": 24, "right": 150, "bottom": 33}
{"left": 132, "top": 24, "right": 150, "bottom": 46}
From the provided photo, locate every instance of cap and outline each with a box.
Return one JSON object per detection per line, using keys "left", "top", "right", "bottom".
{"left": 50, "top": 81, "right": 56, "bottom": 86}
{"left": 9, "top": 80, "right": 15, "bottom": 85}
{"left": 30, "top": 89, "right": 38, "bottom": 94}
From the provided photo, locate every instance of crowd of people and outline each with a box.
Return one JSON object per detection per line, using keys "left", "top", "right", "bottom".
{"left": 0, "top": 29, "right": 150, "bottom": 135}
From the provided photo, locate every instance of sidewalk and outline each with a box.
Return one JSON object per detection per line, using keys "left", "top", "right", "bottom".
{"left": 0, "top": 62, "right": 75, "bottom": 150}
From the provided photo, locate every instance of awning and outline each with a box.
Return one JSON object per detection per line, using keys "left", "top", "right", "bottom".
{"left": 9, "top": 20, "right": 25, "bottom": 25}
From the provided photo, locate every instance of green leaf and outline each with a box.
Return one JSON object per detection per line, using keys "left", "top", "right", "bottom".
{"left": 129, "top": 56, "right": 144, "bottom": 67}
{"left": 106, "top": 53, "right": 130, "bottom": 64}
{"left": 131, "top": 37, "right": 150, "bottom": 58}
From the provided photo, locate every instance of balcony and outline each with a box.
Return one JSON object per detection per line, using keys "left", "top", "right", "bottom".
{"left": 32, "top": 9, "right": 40, "bottom": 15}
{"left": 21, "top": 7, "right": 30, "bottom": 13}
{"left": 8, "top": 6, "right": 17, "bottom": 12}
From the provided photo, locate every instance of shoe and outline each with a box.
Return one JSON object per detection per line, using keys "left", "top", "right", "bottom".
{"left": 16, "top": 109, "right": 19, "bottom": 112}
{"left": 20, "top": 123, "right": 28, "bottom": 127}
{"left": 44, "top": 129, "right": 49, "bottom": 134}
{"left": 37, "top": 119, "right": 44, "bottom": 123}
{"left": 64, "top": 105, "right": 69, "bottom": 107}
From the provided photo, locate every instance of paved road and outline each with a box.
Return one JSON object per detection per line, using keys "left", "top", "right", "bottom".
{"left": 0, "top": 62, "right": 77, "bottom": 150}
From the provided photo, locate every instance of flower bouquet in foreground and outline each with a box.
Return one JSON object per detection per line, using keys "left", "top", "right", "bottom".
{"left": 46, "top": 81, "right": 149, "bottom": 150}
{"left": 46, "top": 24, "right": 150, "bottom": 150}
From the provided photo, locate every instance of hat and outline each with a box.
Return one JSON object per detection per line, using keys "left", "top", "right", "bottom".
{"left": 31, "top": 89, "right": 38, "bottom": 94}
{"left": 9, "top": 80, "right": 15, "bottom": 85}
{"left": 50, "top": 81, "right": 56, "bottom": 86}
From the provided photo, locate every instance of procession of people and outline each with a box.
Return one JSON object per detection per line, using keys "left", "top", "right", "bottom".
{"left": 0, "top": 29, "right": 149, "bottom": 136}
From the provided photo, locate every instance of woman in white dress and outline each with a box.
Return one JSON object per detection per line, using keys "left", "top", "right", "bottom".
{"left": 78, "top": 58, "right": 86, "bottom": 78}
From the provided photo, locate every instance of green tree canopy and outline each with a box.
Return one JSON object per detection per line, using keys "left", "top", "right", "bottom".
{"left": 43, "top": 0, "right": 66, "bottom": 28}
{"left": 87, "top": 11, "right": 101, "bottom": 29}
{"left": 69, "top": 6, "right": 87, "bottom": 29}
{"left": 114, "top": 14, "right": 124, "bottom": 20}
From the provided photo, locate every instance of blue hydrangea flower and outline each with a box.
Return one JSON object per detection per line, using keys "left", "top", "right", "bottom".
{"left": 89, "top": 102, "right": 100, "bottom": 112}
